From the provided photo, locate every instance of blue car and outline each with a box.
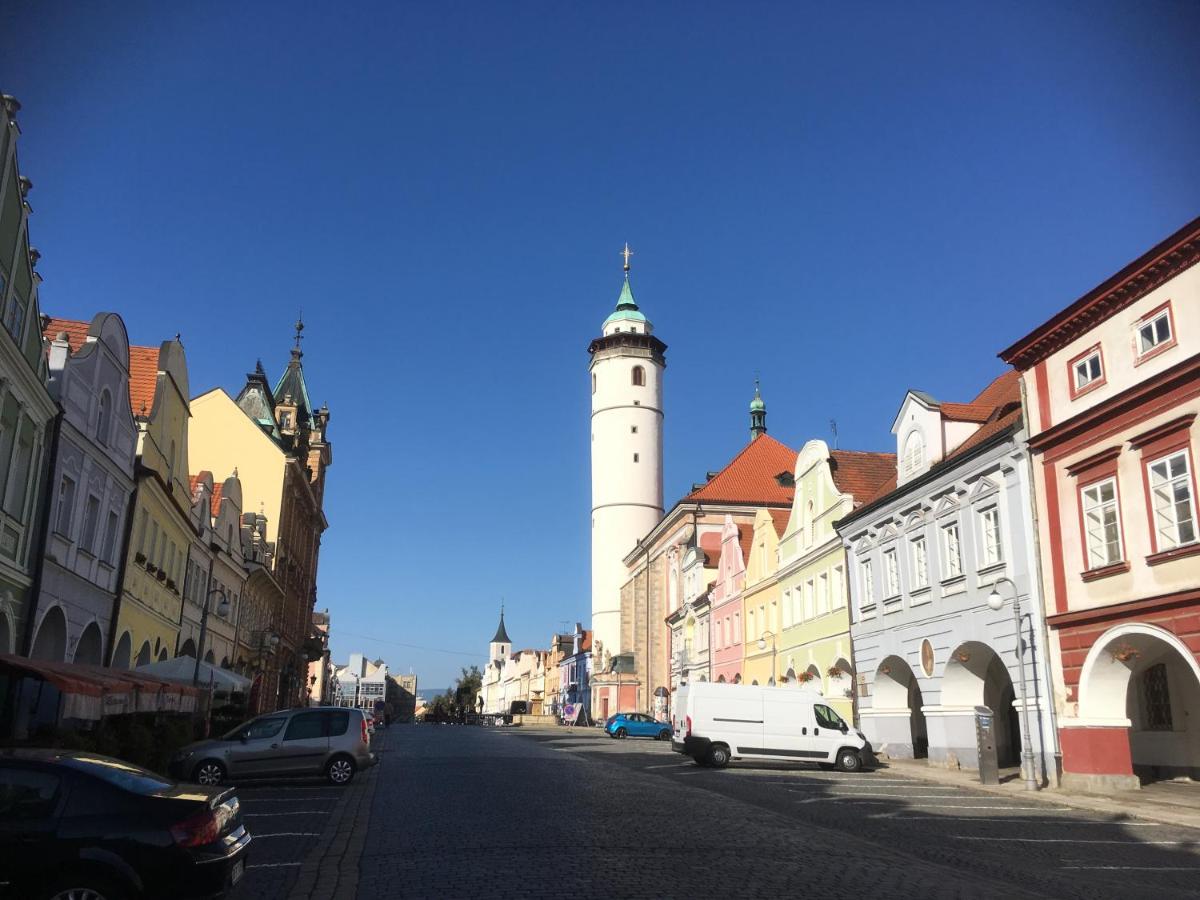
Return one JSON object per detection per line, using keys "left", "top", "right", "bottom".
{"left": 605, "top": 712, "right": 673, "bottom": 741}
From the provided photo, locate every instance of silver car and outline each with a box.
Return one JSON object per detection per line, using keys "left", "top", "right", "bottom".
{"left": 171, "top": 706, "right": 376, "bottom": 786}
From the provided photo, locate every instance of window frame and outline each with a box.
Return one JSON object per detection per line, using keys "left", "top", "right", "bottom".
{"left": 882, "top": 547, "right": 900, "bottom": 599}
{"left": 940, "top": 520, "right": 963, "bottom": 581}
{"left": 910, "top": 534, "right": 929, "bottom": 590}
{"left": 1133, "top": 300, "right": 1177, "bottom": 366}
{"left": 1077, "top": 473, "right": 1126, "bottom": 575}
{"left": 1143, "top": 447, "right": 1198, "bottom": 556}
{"left": 977, "top": 505, "right": 1004, "bottom": 569}
{"left": 1067, "top": 343, "right": 1106, "bottom": 400}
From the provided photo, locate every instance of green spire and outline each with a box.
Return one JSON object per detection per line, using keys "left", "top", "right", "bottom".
{"left": 603, "top": 242, "right": 649, "bottom": 328}
{"left": 615, "top": 274, "right": 638, "bottom": 311}
{"left": 750, "top": 378, "right": 765, "bottom": 412}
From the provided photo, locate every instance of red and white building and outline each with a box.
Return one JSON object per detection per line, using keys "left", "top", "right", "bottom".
{"left": 1001, "top": 217, "right": 1200, "bottom": 790}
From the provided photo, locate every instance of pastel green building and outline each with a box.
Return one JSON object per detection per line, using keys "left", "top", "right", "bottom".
{"left": 775, "top": 440, "right": 893, "bottom": 722}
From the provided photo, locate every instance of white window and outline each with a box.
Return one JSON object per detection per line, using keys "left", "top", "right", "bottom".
{"left": 1137, "top": 309, "right": 1172, "bottom": 356}
{"left": 902, "top": 431, "right": 925, "bottom": 478}
{"left": 748, "top": 608, "right": 756, "bottom": 641}
{"left": 3, "top": 293, "right": 25, "bottom": 342}
{"left": 911, "top": 535, "right": 928, "bottom": 588}
{"left": 783, "top": 589, "right": 793, "bottom": 627}
{"left": 941, "top": 522, "right": 962, "bottom": 578}
{"left": 56, "top": 476, "right": 77, "bottom": 535}
{"left": 979, "top": 507, "right": 1003, "bottom": 567}
{"left": 733, "top": 613, "right": 740, "bottom": 643}
{"left": 818, "top": 572, "right": 829, "bottom": 614}
{"left": 1148, "top": 450, "right": 1197, "bottom": 551}
{"left": 1081, "top": 478, "right": 1122, "bottom": 568}
{"left": 832, "top": 565, "right": 845, "bottom": 609}
{"left": 861, "top": 560, "right": 875, "bottom": 607}
{"left": 102, "top": 510, "right": 120, "bottom": 564}
{"left": 1073, "top": 350, "right": 1103, "bottom": 391}
{"left": 883, "top": 548, "right": 899, "bottom": 597}
{"left": 804, "top": 579, "right": 815, "bottom": 619}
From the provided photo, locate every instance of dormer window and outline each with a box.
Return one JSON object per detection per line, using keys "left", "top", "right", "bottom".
{"left": 902, "top": 431, "right": 924, "bottom": 478}
{"left": 1070, "top": 345, "right": 1105, "bottom": 397}
{"left": 280, "top": 411, "right": 293, "bottom": 430}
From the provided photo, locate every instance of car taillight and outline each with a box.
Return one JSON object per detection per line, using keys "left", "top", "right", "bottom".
{"left": 171, "top": 808, "right": 221, "bottom": 848}
{"left": 361, "top": 716, "right": 369, "bottom": 744}
{"left": 686, "top": 715, "right": 692, "bottom": 738}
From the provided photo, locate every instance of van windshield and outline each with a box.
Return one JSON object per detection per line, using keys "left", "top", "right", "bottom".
{"left": 814, "top": 705, "right": 845, "bottom": 730}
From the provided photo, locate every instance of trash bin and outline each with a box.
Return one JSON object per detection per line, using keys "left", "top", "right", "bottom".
{"left": 975, "top": 705, "right": 999, "bottom": 785}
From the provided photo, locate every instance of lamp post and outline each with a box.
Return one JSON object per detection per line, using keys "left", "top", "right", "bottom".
{"left": 193, "top": 589, "right": 231, "bottom": 686}
{"left": 756, "top": 631, "right": 778, "bottom": 684}
{"left": 988, "top": 577, "right": 1039, "bottom": 792}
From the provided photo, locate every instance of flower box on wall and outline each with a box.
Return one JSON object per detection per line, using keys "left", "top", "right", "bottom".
{"left": 155, "top": 570, "right": 166, "bottom": 582}
{"left": 135, "top": 551, "right": 147, "bottom": 565}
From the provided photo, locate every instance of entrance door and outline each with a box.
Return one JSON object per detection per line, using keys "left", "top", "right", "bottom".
{"left": 909, "top": 681, "right": 928, "bottom": 758}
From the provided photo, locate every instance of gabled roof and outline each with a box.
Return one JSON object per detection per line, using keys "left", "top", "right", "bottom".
{"left": 828, "top": 450, "right": 897, "bottom": 503}
{"left": 128, "top": 346, "right": 161, "bottom": 417}
{"left": 769, "top": 509, "right": 791, "bottom": 539}
{"left": 684, "top": 434, "right": 798, "bottom": 506}
{"left": 856, "top": 371, "right": 1023, "bottom": 511}
{"left": 210, "top": 482, "right": 225, "bottom": 518}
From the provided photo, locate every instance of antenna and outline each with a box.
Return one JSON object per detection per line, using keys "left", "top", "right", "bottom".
{"left": 830, "top": 419, "right": 839, "bottom": 449}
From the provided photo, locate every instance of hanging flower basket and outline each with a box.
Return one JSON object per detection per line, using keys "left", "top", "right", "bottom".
{"left": 954, "top": 651, "right": 971, "bottom": 663}
{"left": 797, "top": 670, "right": 816, "bottom": 683}
{"left": 827, "top": 666, "right": 846, "bottom": 679}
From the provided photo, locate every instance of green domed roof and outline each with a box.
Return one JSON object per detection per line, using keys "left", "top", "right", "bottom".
{"left": 750, "top": 380, "right": 765, "bottom": 411}
{"left": 603, "top": 274, "right": 649, "bottom": 327}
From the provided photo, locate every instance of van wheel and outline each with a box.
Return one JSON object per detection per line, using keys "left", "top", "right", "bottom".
{"left": 836, "top": 748, "right": 862, "bottom": 772}
{"left": 326, "top": 755, "right": 356, "bottom": 785}
{"left": 707, "top": 744, "right": 731, "bottom": 769}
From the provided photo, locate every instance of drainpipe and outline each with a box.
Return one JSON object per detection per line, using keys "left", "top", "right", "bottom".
{"left": 104, "top": 466, "right": 141, "bottom": 667}
{"left": 22, "top": 408, "right": 62, "bottom": 656}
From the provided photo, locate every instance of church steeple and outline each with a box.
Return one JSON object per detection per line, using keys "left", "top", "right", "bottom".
{"left": 489, "top": 604, "right": 512, "bottom": 664}
{"left": 491, "top": 605, "right": 511, "bottom": 644}
{"left": 750, "top": 379, "right": 767, "bottom": 440}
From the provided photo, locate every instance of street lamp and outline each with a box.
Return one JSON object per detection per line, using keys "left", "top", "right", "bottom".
{"left": 193, "top": 588, "right": 231, "bottom": 686}
{"left": 756, "top": 631, "right": 778, "bottom": 685}
{"left": 987, "top": 577, "right": 1039, "bottom": 792}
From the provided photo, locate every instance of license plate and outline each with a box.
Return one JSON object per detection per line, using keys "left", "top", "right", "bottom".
{"left": 231, "top": 859, "right": 245, "bottom": 885}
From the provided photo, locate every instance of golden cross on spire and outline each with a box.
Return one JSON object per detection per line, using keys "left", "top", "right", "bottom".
{"left": 621, "top": 242, "right": 633, "bottom": 273}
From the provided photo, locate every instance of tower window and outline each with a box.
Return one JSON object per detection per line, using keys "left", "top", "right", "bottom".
{"left": 633, "top": 453, "right": 640, "bottom": 463}
{"left": 631, "top": 426, "right": 638, "bottom": 434}
{"left": 632, "top": 366, "right": 645, "bottom": 386}
{"left": 591, "top": 373, "right": 597, "bottom": 395}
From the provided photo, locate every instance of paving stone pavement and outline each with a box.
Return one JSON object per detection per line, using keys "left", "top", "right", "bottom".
{"left": 345, "top": 725, "right": 1200, "bottom": 900}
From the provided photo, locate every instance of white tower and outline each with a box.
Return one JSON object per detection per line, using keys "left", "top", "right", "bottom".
{"left": 589, "top": 245, "right": 666, "bottom": 656}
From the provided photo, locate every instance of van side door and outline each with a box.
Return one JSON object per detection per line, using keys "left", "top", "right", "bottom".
{"left": 762, "top": 694, "right": 824, "bottom": 761}
{"left": 704, "top": 693, "right": 764, "bottom": 757}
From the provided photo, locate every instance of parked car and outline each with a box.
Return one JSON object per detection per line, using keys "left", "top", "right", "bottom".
{"left": 0, "top": 748, "right": 250, "bottom": 900}
{"left": 671, "top": 681, "right": 873, "bottom": 770}
{"left": 170, "top": 706, "right": 376, "bottom": 786}
{"left": 605, "top": 712, "right": 673, "bottom": 741}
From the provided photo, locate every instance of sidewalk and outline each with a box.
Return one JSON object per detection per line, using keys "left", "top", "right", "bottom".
{"left": 882, "top": 757, "right": 1200, "bottom": 830}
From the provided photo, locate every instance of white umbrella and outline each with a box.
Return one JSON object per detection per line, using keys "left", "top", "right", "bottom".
{"left": 136, "top": 656, "right": 251, "bottom": 693}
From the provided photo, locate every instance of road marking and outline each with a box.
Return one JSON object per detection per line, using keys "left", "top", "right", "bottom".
{"left": 891, "top": 816, "right": 1163, "bottom": 826}
{"left": 244, "top": 810, "right": 328, "bottom": 816}
{"left": 240, "top": 797, "right": 337, "bottom": 803}
{"left": 645, "top": 763, "right": 688, "bottom": 770}
{"left": 954, "top": 835, "right": 1191, "bottom": 845}
{"left": 822, "top": 801, "right": 1067, "bottom": 810}
{"left": 247, "top": 862, "right": 304, "bottom": 869}
{"left": 248, "top": 832, "right": 322, "bottom": 838}
{"left": 1061, "top": 866, "right": 1200, "bottom": 871}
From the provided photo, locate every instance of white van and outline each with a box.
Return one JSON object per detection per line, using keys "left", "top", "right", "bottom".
{"left": 671, "top": 681, "right": 872, "bottom": 771}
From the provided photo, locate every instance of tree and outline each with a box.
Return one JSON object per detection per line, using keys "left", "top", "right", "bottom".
{"left": 453, "top": 665, "right": 482, "bottom": 714}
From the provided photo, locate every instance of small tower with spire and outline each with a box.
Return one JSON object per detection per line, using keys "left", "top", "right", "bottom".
{"left": 750, "top": 379, "right": 767, "bottom": 440}
{"left": 489, "top": 604, "right": 512, "bottom": 665}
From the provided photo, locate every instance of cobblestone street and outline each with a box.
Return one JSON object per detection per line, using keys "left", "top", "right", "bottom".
{"left": 237, "top": 725, "right": 1200, "bottom": 899}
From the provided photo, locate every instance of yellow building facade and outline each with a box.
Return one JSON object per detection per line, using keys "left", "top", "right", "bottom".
{"left": 111, "top": 339, "right": 194, "bottom": 668}
{"left": 740, "top": 508, "right": 788, "bottom": 686}
{"left": 776, "top": 440, "right": 894, "bottom": 721}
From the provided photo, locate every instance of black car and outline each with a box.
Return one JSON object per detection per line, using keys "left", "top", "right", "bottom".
{"left": 0, "top": 748, "right": 251, "bottom": 900}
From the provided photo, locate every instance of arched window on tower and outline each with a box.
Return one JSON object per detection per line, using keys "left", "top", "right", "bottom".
{"left": 632, "top": 366, "right": 645, "bottom": 387}
{"left": 591, "top": 373, "right": 597, "bottom": 395}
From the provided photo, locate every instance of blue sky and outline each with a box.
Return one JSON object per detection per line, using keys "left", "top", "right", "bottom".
{"left": 2, "top": 3, "right": 1197, "bottom": 690}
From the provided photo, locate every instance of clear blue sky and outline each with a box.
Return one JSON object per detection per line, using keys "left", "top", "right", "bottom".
{"left": 3, "top": 3, "right": 1197, "bottom": 690}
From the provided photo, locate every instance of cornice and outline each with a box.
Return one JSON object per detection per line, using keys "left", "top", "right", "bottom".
{"left": 1001, "top": 216, "right": 1200, "bottom": 370}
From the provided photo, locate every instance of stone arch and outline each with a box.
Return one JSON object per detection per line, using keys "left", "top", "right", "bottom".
{"left": 30, "top": 606, "right": 68, "bottom": 662}
{"left": 717, "top": 674, "right": 726, "bottom": 683}
{"left": 158, "top": 648, "right": 168, "bottom": 662}
{"left": 751, "top": 679, "right": 759, "bottom": 686}
{"left": 698, "top": 674, "right": 708, "bottom": 682}
{"left": 828, "top": 657, "right": 854, "bottom": 701}
{"left": 112, "top": 631, "right": 132, "bottom": 669}
{"left": 803, "top": 664, "right": 821, "bottom": 689}
{"left": 874, "top": 655, "right": 928, "bottom": 759}
{"left": 1078, "top": 623, "right": 1200, "bottom": 783}
{"left": 943, "top": 641, "right": 1020, "bottom": 766}
{"left": 204, "top": 649, "right": 215, "bottom": 664}
{"left": 0, "top": 605, "right": 14, "bottom": 654}
{"left": 783, "top": 666, "right": 797, "bottom": 685}
{"left": 733, "top": 673, "right": 742, "bottom": 684}
{"left": 178, "top": 638, "right": 197, "bottom": 658}
{"left": 136, "top": 640, "right": 153, "bottom": 667}
{"left": 73, "top": 621, "right": 104, "bottom": 665}
{"left": 221, "top": 656, "right": 230, "bottom": 669}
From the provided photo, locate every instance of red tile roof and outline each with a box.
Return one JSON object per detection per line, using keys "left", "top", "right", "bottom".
{"left": 737, "top": 526, "right": 754, "bottom": 572}
{"left": 210, "top": 483, "right": 224, "bottom": 518}
{"left": 579, "top": 631, "right": 592, "bottom": 652}
{"left": 128, "top": 346, "right": 161, "bottom": 417}
{"left": 684, "top": 434, "right": 798, "bottom": 506}
{"left": 43, "top": 317, "right": 91, "bottom": 352}
{"left": 828, "top": 450, "right": 897, "bottom": 504}
{"left": 769, "top": 509, "right": 791, "bottom": 539}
